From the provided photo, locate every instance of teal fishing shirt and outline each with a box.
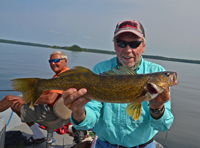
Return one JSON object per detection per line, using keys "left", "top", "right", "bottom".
{"left": 71, "top": 56, "right": 174, "bottom": 147}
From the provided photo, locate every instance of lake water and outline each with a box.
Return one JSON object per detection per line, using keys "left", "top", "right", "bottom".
{"left": 0, "top": 43, "right": 200, "bottom": 148}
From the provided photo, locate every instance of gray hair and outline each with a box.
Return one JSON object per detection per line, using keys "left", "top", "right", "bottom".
{"left": 142, "top": 37, "right": 146, "bottom": 45}
{"left": 50, "top": 50, "right": 67, "bottom": 59}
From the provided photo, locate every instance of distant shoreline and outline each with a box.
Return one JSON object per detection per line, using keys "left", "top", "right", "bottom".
{"left": 1, "top": 38, "right": 200, "bottom": 64}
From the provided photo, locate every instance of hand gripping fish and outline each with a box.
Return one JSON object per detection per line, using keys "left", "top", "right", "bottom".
{"left": 10, "top": 66, "right": 178, "bottom": 121}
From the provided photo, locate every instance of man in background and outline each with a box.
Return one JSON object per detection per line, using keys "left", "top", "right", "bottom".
{"left": 0, "top": 50, "right": 88, "bottom": 146}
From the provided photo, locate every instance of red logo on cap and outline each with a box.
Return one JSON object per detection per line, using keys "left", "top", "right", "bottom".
{"left": 119, "top": 21, "right": 137, "bottom": 29}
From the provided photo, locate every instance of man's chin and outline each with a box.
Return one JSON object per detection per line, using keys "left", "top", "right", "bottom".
{"left": 122, "top": 62, "right": 136, "bottom": 68}
{"left": 52, "top": 68, "right": 60, "bottom": 73}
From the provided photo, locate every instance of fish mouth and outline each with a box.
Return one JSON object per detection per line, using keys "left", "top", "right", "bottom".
{"left": 147, "top": 83, "right": 158, "bottom": 94}
{"left": 147, "top": 82, "right": 163, "bottom": 95}
{"left": 171, "top": 73, "right": 179, "bottom": 86}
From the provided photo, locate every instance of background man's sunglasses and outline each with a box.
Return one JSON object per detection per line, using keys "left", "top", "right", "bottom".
{"left": 49, "top": 58, "right": 65, "bottom": 64}
{"left": 115, "top": 38, "right": 143, "bottom": 49}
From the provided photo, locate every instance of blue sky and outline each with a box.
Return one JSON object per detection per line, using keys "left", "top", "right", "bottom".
{"left": 1, "top": 0, "right": 200, "bottom": 60}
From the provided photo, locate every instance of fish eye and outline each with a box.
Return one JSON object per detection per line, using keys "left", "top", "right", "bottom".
{"left": 166, "top": 72, "right": 170, "bottom": 77}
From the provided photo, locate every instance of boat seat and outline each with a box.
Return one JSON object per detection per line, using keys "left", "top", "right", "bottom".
{"left": 38, "top": 97, "right": 72, "bottom": 148}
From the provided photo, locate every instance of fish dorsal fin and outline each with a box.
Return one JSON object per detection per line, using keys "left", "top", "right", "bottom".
{"left": 58, "top": 66, "right": 92, "bottom": 77}
{"left": 104, "top": 66, "right": 137, "bottom": 75}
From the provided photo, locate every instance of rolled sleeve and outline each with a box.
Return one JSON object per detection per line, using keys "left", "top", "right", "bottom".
{"left": 71, "top": 100, "right": 102, "bottom": 130}
{"left": 149, "top": 101, "right": 174, "bottom": 131}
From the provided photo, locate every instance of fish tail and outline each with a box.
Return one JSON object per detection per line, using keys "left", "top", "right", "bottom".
{"left": 126, "top": 103, "right": 142, "bottom": 121}
{"left": 10, "top": 78, "right": 43, "bottom": 107}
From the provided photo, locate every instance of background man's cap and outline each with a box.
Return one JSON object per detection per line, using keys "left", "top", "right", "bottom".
{"left": 114, "top": 20, "right": 145, "bottom": 38}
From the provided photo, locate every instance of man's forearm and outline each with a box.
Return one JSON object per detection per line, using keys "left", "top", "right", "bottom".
{"left": 72, "top": 110, "right": 86, "bottom": 124}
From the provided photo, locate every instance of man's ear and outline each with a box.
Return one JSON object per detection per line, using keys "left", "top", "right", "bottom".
{"left": 142, "top": 43, "right": 146, "bottom": 53}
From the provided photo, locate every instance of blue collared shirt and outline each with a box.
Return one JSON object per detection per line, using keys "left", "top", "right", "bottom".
{"left": 71, "top": 56, "right": 174, "bottom": 147}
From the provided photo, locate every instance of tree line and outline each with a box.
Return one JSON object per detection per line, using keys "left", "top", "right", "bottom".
{"left": 1, "top": 38, "right": 200, "bottom": 64}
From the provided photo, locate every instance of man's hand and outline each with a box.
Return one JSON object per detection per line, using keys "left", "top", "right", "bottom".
{"left": 149, "top": 87, "right": 170, "bottom": 109}
{"left": 62, "top": 88, "right": 91, "bottom": 124}
{"left": 10, "top": 97, "right": 26, "bottom": 111}
{"left": 149, "top": 87, "right": 170, "bottom": 119}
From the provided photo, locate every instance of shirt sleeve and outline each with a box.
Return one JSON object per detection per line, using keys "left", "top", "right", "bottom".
{"left": 149, "top": 100, "right": 174, "bottom": 132}
{"left": 70, "top": 100, "right": 102, "bottom": 130}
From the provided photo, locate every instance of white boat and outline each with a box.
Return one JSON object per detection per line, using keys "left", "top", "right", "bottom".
{"left": 0, "top": 108, "right": 74, "bottom": 148}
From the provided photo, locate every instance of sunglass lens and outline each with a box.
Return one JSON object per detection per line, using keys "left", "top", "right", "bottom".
{"left": 54, "top": 59, "right": 60, "bottom": 63}
{"left": 129, "top": 42, "right": 141, "bottom": 48}
{"left": 115, "top": 39, "right": 143, "bottom": 49}
{"left": 49, "top": 59, "right": 61, "bottom": 64}
{"left": 116, "top": 40, "right": 126, "bottom": 48}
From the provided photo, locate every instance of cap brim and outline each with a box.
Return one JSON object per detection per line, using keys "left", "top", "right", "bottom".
{"left": 114, "top": 30, "right": 143, "bottom": 38}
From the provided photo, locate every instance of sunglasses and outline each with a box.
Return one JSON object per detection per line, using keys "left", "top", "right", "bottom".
{"left": 49, "top": 58, "right": 65, "bottom": 64}
{"left": 115, "top": 38, "right": 143, "bottom": 49}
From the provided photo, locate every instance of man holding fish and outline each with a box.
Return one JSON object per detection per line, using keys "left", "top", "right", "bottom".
{"left": 62, "top": 20, "right": 178, "bottom": 148}
{"left": 9, "top": 20, "right": 178, "bottom": 147}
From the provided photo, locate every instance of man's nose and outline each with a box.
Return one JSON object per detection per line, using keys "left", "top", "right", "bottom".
{"left": 123, "top": 45, "right": 133, "bottom": 52}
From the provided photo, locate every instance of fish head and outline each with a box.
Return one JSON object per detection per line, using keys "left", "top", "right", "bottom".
{"left": 155, "top": 71, "right": 178, "bottom": 87}
{"left": 146, "top": 71, "right": 178, "bottom": 97}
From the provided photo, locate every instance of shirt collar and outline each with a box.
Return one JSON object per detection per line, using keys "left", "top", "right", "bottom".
{"left": 115, "top": 56, "right": 143, "bottom": 71}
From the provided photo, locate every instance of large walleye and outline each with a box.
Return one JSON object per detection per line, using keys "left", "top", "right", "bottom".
{"left": 10, "top": 66, "right": 178, "bottom": 120}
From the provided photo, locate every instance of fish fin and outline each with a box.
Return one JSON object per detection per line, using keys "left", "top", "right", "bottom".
{"left": 104, "top": 66, "right": 137, "bottom": 75}
{"left": 10, "top": 78, "right": 43, "bottom": 107}
{"left": 58, "top": 66, "right": 92, "bottom": 77}
{"left": 126, "top": 103, "right": 142, "bottom": 121}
